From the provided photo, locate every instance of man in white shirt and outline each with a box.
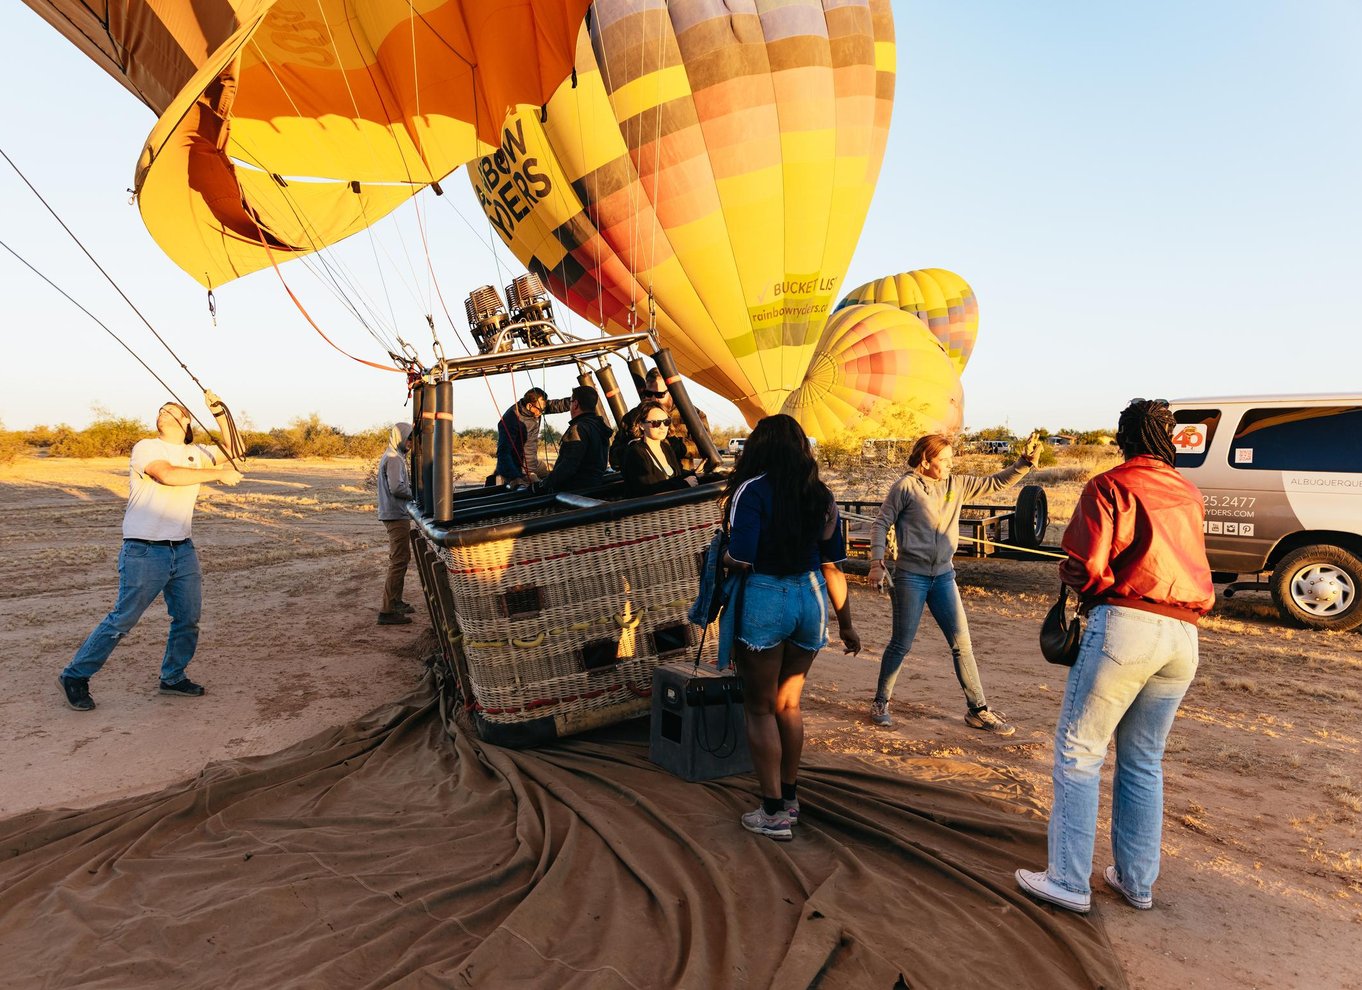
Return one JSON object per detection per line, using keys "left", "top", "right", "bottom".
{"left": 57, "top": 402, "right": 243, "bottom": 711}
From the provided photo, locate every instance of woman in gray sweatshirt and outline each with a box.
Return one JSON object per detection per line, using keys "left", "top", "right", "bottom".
{"left": 867, "top": 433, "right": 1040, "bottom": 734}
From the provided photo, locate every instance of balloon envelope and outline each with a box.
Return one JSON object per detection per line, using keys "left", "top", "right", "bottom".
{"left": 468, "top": 0, "right": 896, "bottom": 426}
{"left": 838, "top": 269, "right": 979, "bottom": 373}
{"left": 781, "top": 303, "right": 963, "bottom": 440}
{"left": 23, "top": 0, "right": 592, "bottom": 288}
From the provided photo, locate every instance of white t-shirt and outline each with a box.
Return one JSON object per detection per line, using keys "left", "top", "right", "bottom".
{"left": 123, "top": 438, "right": 217, "bottom": 541}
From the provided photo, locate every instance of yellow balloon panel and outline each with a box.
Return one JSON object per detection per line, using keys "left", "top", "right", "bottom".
{"left": 467, "top": 0, "right": 895, "bottom": 425}
{"left": 839, "top": 268, "right": 979, "bottom": 373}
{"left": 781, "top": 303, "right": 963, "bottom": 440}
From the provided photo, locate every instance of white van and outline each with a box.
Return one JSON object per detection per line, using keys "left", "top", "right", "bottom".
{"left": 1169, "top": 394, "right": 1362, "bottom": 631}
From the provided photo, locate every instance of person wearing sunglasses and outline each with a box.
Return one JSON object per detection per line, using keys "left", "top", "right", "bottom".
{"left": 608, "top": 368, "right": 713, "bottom": 474}
{"left": 57, "top": 401, "right": 243, "bottom": 712}
{"left": 621, "top": 400, "right": 700, "bottom": 497}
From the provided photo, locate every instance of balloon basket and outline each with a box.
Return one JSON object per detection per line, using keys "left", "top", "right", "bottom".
{"left": 410, "top": 482, "right": 723, "bottom": 748}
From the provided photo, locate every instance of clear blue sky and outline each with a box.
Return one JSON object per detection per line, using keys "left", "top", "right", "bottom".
{"left": 2, "top": 1, "right": 1359, "bottom": 435}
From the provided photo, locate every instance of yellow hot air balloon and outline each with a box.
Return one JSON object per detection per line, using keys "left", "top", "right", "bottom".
{"left": 467, "top": 0, "right": 896, "bottom": 427}
{"left": 781, "top": 303, "right": 963, "bottom": 440}
{"left": 838, "top": 269, "right": 979, "bottom": 373}
{"left": 23, "top": 0, "right": 592, "bottom": 289}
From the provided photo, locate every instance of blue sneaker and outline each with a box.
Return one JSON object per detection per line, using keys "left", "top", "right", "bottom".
{"left": 158, "top": 677, "right": 205, "bottom": 698}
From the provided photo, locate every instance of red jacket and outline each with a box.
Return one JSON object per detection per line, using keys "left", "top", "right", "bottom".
{"left": 1060, "top": 455, "right": 1215, "bottom": 623}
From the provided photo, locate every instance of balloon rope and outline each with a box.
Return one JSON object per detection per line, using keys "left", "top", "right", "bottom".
{"left": 0, "top": 237, "right": 240, "bottom": 466}
{"left": 0, "top": 145, "right": 209, "bottom": 395}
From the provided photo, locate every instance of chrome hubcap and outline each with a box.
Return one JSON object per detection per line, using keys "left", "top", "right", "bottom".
{"left": 1290, "top": 564, "right": 1356, "bottom": 617}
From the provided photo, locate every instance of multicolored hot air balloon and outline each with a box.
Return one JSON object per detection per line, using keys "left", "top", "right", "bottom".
{"left": 22, "top": 0, "right": 592, "bottom": 288}
{"left": 837, "top": 269, "right": 980, "bottom": 373}
{"left": 781, "top": 303, "right": 963, "bottom": 440}
{"left": 468, "top": 0, "right": 896, "bottom": 430}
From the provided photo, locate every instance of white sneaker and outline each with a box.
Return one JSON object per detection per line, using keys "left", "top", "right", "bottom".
{"left": 1015, "top": 869, "right": 1091, "bottom": 913}
{"left": 870, "top": 698, "right": 892, "bottom": 726}
{"left": 741, "top": 807, "right": 793, "bottom": 841}
{"left": 1104, "top": 865, "right": 1153, "bottom": 909}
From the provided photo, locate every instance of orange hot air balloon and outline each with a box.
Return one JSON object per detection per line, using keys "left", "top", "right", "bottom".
{"left": 467, "top": 0, "right": 896, "bottom": 429}
{"left": 23, "top": 0, "right": 592, "bottom": 289}
{"left": 838, "top": 269, "right": 979, "bottom": 373}
{"left": 781, "top": 303, "right": 964, "bottom": 440}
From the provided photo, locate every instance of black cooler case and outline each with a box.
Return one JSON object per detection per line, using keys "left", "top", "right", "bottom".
{"left": 648, "top": 661, "right": 752, "bottom": 781}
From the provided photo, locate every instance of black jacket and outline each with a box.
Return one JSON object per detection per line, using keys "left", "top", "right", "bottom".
{"left": 540, "top": 413, "right": 611, "bottom": 493}
{"left": 622, "top": 438, "right": 694, "bottom": 497}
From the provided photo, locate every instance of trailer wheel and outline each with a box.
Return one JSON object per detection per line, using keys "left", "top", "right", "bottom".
{"left": 1270, "top": 544, "right": 1362, "bottom": 631}
{"left": 1012, "top": 485, "right": 1048, "bottom": 549}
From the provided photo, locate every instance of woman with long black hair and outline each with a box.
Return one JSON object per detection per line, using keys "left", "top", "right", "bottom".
{"left": 720, "top": 414, "right": 861, "bottom": 840}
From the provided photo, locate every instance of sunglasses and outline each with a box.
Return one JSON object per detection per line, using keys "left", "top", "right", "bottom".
{"left": 644, "top": 419, "right": 669, "bottom": 428}
{"left": 640, "top": 390, "right": 667, "bottom": 399}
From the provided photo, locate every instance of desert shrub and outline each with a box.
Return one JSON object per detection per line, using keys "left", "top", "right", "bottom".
{"left": 457, "top": 429, "right": 497, "bottom": 458}
{"left": 817, "top": 400, "right": 939, "bottom": 472}
{"left": 48, "top": 415, "right": 148, "bottom": 458}
{"left": 268, "top": 413, "right": 347, "bottom": 458}
{"left": 18, "top": 424, "right": 58, "bottom": 449}
{"left": 0, "top": 421, "right": 28, "bottom": 465}
{"left": 345, "top": 426, "right": 390, "bottom": 459}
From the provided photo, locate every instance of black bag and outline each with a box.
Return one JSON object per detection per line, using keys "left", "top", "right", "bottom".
{"left": 1040, "top": 584, "right": 1082, "bottom": 666}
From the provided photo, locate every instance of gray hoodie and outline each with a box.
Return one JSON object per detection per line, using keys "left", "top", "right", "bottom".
{"left": 871, "top": 460, "right": 1032, "bottom": 576}
{"left": 377, "top": 423, "right": 413, "bottom": 521}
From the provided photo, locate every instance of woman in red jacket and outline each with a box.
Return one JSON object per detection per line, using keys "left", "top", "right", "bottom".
{"left": 1017, "top": 399, "right": 1215, "bottom": 914}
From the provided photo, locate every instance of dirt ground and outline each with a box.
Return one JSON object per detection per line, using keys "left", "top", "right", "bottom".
{"left": 1, "top": 455, "right": 1357, "bottom": 989}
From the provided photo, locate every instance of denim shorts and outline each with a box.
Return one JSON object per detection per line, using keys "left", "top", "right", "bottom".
{"left": 721, "top": 570, "right": 829, "bottom": 656}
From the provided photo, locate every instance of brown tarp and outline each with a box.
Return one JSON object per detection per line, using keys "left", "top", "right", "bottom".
{"left": 0, "top": 678, "right": 1126, "bottom": 989}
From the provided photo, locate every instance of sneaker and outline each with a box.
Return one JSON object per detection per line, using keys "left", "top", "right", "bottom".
{"left": 783, "top": 798, "right": 800, "bottom": 823}
{"left": 397, "top": 601, "right": 416, "bottom": 614}
{"left": 741, "top": 807, "right": 794, "bottom": 841}
{"left": 1104, "top": 865, "right": 1153, "bottom": 910}
{"left": 58, "top": 675, "right": 95, "bottom": 712}
{"left": 870, "top": 698, "right": 892, "bottom": 727}
{"left": 1015, "top": 869, "right": 1091, "bottom": 914}
{"left": 377, "top": 611, "right": 413, "bottom": 626}
{"left": 965, "top": 707, "right": 1016, "bottom": 736}
{"left": 158, "top": 677, "right": 205, "bottom": 698}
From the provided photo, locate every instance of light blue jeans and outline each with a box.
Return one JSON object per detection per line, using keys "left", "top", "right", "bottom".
{"left": 874, "top": 569, "right": 986, "bottom": 711}
{"left": 62, "top": 540, "right": 203, "bottom": 685}
{"left": 1048, "top": 604, "right": 1198, "bottom": 899}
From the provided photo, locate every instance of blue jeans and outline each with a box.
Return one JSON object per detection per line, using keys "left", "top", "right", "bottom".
{"left": 62, "top": 540, "right": 203, "bottom": 685}
{"left": 717, "top": 571, "right": 828, "bottom": 668}
{"left": 874, "top": 570, "right": 986, "bottom": 710}
{"left": 1048, "top": 605, "right": 1198, "bottom": 898}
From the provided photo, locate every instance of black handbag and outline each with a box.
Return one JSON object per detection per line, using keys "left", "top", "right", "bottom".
{"left": 1040, "top": 584, "right": 1082, "bottom": 666}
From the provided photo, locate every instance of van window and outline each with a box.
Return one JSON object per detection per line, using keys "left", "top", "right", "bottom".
{"left": 1229, "top": 406, "right": 1362, "bottom": 473}
{"left": 1172, "top": 409, "right": 1221, "bottom": 469}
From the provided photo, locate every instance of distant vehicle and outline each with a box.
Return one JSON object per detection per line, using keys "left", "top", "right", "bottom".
{"left": 728, "top": 437, "right": 747, "bottom": 456}
{"left": 1169, "top": 393, "right": 1362, "bottom": 631}
{"left": 978, "top": 439, "right": 1015, "bottom": 455}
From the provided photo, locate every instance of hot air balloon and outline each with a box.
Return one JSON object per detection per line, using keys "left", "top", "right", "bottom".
{"left": 22, "top": 0, "right": 592, "bottom": 289}
{"left": 837, "top": 269, "right": 980, "bottom": 373}
{"left": 781, "top": 303, "right": 963, "bottom": 440}
{"left": 468, "top": 0, "right": 896, "bottom": 431}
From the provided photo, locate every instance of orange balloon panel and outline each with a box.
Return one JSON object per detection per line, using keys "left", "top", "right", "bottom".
{"left": 780, "top": 303, "right": 963, "bottom": 440}
{"left": 838, "top": 268, "right": 979, "bottom": 373}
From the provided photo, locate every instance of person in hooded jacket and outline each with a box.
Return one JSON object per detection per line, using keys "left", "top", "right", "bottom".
{"left": 495, "top": 387, "right": 571, "bottom": 487}
{"left": 534, "top": 386, "right": 611, "bottom": 494}
{"left": 376, "top": 422, "right": 417, "bottom": 626}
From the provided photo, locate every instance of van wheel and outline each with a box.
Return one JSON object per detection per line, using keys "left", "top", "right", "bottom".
{"left": 1012, "top": 485, "right": 1048, "bottom": 549}
{"left": 1270, "top": 545, "right": 1362, "bottom": 631}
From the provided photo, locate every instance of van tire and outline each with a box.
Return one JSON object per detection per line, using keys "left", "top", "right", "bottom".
{"left": 1270, "top": 545, "right": 1362, "bottom": 632}
{"left": 1012, "top": 485, "right": 1048, "bottom": 550}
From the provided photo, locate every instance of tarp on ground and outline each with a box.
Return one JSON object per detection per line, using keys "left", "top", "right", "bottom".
{"left": 0, "top": 678, "right": 1126, "bottom": 989}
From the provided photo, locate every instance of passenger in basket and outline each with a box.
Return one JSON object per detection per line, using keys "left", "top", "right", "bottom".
{"left": 1016, "top": 399, "right": 1214, "bottom": 914}
{"left": 721, "top": 414, "right": 861, "bottom": 841}
{"left": 866, "top": 433, "right": 1041, "bottom": 735}
{"left": 609, "top": 368, "right": 713, "bottom": 473}
{"left": 533, "top": 386, "right": 611, "bottom": 494}
{"left": 496, "top": 386, "right": 572, "bottom": 487}
{"left": 621, "top": 399, "right": 700, "bottom": 497}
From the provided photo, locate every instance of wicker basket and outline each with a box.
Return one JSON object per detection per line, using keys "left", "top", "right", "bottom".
{"left": 416, "top": 486, "right": 723, "bottom": 747}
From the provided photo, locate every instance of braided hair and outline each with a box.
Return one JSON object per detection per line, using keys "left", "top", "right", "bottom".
{"left": 1116, "top": 398, "right": 1177, "bottom": 465}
